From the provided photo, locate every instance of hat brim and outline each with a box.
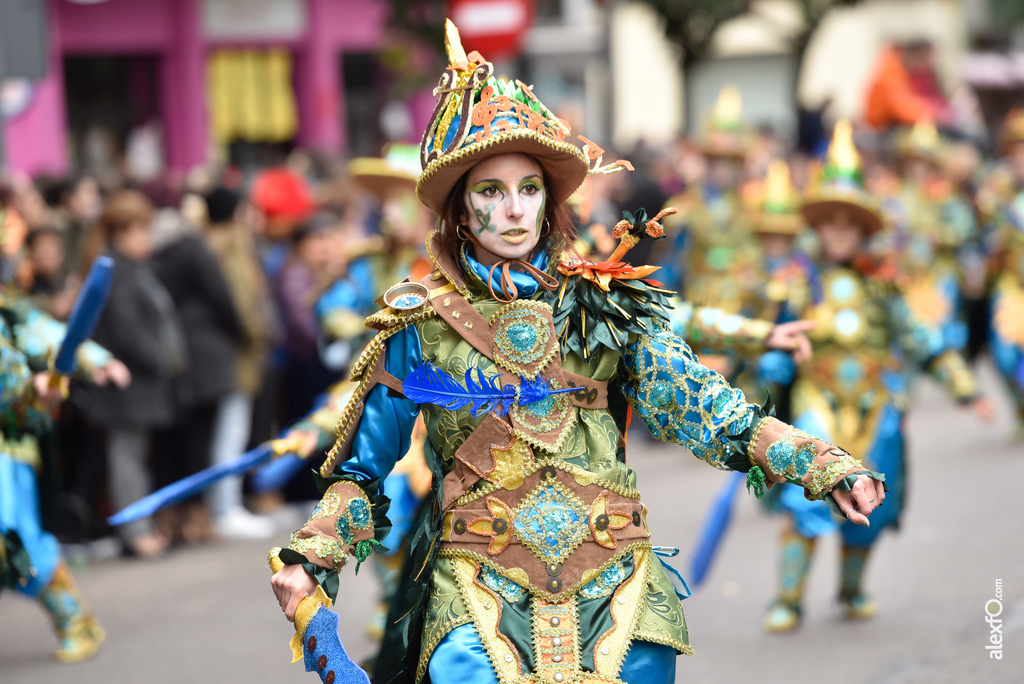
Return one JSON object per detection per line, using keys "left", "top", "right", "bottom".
{"left": 348, "top": 158, "right": 418, "bottom": 200}
{"left": 416, "top": 128, "right": 590, "bottom": 217}
{"left": 801, "top": 197, "right": 883, "bottom": 235}
{"left": 697, "top": 142, "right": 747, "bottom": 159}
{"left": 753, "top": 212, "right": 803, "bottom": 235}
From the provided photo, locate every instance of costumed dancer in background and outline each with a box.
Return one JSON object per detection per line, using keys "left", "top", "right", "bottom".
{"left": 885, "top": 120, "right": 982, "bottom": 357}
{"left": 658, "top": 85, "right": 760, "bottom": 377}
{"left": 0, "top": 256, "right": 130, "bottom": 662}
{"left": 977, "top": 108, "right": 1024, "bottom": 440}
{"left": 311, "top": 143, "right": 436, "bottom": 641}
{"left": 763, "top": 122, "right": 991, "bottom": 633}
{"left": 271, "top": 23, "right": 886, "bottom": 684}
{"left": 734, "top": 160, "right": 821, "bottom": 419}
{"left": 316, "top": 144, "right": 434, "bottom": 365}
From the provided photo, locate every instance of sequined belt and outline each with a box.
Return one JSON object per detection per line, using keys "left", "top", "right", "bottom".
{"left": 439, "top": 462, "right": 650, "bottom": 599}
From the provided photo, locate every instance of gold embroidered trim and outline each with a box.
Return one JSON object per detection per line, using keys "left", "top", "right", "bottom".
{"left": 530, "top": 595, "right": 581, "bottom": 683}
{"left": 807, "top": 449, "right": 861, "bottom": 499}
{"left": 746, "top": 415, "right": 773, "bottom": 469}
{"left": 438, "top": 541, "right": 652, "bottom": 602}
{"left": 321, "top": 309, "right": 435, "bottom": 476}
{"left": 513, "top": 406, "right": 579, "bottom": 456}
{"left": 425, "top": 230, "right": 471, "bottom": 297}
{"left": 631, "top": 631, "right": 694, "bottom": 657}
{"left": 452, "top": 556, "right": 523, "bottom": 684}
{"left": 593, "top": 547, "right": 651, "bottom": 677}
{"left": 489, "top": 300, "right": 560, "bottom": 380}
{"left": 415, "top": 615, "right": 473, "bottom": 684}
{"left": 417, "top": 129, "right": 590, "bottom": 210}
{"left": 287, "top": 532, "right": 346, "bottom": 569}
{"left": 454, "top": 460, "right": 641, "bottom": 508}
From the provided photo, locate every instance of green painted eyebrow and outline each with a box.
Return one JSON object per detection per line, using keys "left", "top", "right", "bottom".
{"left": 468, "top": 179, "right": 507, "bottom": 191}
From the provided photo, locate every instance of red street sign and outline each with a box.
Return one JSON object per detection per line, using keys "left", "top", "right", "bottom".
{"left": 447, "top": 0, "right": 535, "bottom": 61}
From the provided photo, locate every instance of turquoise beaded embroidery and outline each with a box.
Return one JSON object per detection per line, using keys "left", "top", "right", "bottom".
{"left": 490, "top": 300, "right": 556, "bottom": 379}
{"left": 514, "top": 480, "right": 589, "bottom": 565}
{"left": 579, "top": 561, "right": 627, "bottom": 600}
{"left": 479, "top": 565, "right": 527, "bottom": 603}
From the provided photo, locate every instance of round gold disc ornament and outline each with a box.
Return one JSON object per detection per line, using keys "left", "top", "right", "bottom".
{"left": 383, "top": 282, "right": 430, "bottom": 311}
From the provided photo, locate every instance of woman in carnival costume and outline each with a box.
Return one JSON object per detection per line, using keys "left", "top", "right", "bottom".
{"left": 271, "top": 24, "right": 885, "bottom": 684}
{"left": 762, "top": 121, "right": 991, "bottom": 633}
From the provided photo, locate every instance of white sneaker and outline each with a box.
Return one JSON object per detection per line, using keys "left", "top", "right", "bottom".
{"left": 213, "top": 507, "right": 277, "bottom": 539}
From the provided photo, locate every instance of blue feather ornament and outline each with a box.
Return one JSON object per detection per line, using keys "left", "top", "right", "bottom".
{"left": 402, "top": 362, "right": 583, "bottom": 417}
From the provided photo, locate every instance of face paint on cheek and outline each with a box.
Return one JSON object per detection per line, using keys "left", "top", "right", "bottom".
{"left": 534, "top": 188, "right": 547, "bottom": 236}
{"left": 469, "top": 195, "right": 499, "bottom": 234}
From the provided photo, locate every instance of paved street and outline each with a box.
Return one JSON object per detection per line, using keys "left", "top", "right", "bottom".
{"left": 2, "top": 365, "right": 1021, "bottom": 684}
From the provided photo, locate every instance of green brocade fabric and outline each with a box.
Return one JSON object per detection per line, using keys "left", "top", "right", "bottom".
{"left": 408, "top": 264, "right": 691, "bottom": 678}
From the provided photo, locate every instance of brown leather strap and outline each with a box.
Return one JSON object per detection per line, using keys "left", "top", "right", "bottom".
{"left": 378, "top": 370, "right": 404, "bottom": 395}
{"left": 486, "top": 258, "right": 560, "bottom": 303}
{"left": 563, "top": 371, "right": 609, "bottom": 409}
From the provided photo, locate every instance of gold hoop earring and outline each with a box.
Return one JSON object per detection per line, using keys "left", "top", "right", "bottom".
{"left": 456, "top": 224, "right": 472, "bottom": 241}
{"left": 540, "top": 217, "right": 551, "bottom": 238}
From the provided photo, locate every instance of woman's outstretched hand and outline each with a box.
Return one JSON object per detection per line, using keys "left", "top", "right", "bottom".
{"left": 764, "top": 320, "right": 815, "bottom": 363}
{"left": 271, "top": 563, "right": 318, "bottom": 622}
{"left": 830, "top": 475, "right": 886, "bottom": 527}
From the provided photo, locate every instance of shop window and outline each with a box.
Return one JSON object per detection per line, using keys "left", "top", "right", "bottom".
{"left": 63, "top": 55, "right": 162, "bottom": 174}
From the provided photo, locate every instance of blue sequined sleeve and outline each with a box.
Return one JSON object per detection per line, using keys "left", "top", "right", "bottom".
{"left": 619, "top": 318, "right": 758, "bottom": 469}
{"left": 333, "top": 325, "right": 423, "bottom": 482}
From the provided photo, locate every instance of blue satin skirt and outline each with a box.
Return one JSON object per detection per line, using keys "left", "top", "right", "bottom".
{"left": 0, "top": 453, "right": 60, "bottom": 597}
{"left": 428, "top": 623, "right": 676, "bottom": 684}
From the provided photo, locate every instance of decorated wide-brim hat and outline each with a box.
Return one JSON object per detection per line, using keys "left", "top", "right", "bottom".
{"left": 349, "top": 143, "right": 421, "bottom": 200}
{"left": 801, "top": 120, "right": 884, "bottom": 235}
{"left": 416, "top": 21, "right": 629, "bottom": 217}
{"left": 751, "top": 159, "right": 803, "bottom": 235}
{"left": 998, "top": 107, "right": 1024, "bottom": 157}
{"left": 894, "top": 119, "right": 943, "bottom": 165}
{"left": 696, "top": 85, "right": 751, "bottom": 159}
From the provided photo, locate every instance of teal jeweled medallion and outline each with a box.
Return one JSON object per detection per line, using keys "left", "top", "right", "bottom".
{"left": 490, "top": 300, "right": 555, "bottom": 379}
{"left": 514, "top": 480, "right": 589, "bottom": 565}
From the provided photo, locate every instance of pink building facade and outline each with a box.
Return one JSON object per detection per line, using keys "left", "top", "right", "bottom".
{"left": 3, "top": 0, "right": 408, "bottom": 176}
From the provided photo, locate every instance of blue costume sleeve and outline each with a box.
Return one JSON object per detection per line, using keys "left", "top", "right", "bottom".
{"left": 334, "top": 326, "right": 422, "bottom": 482}
{"left": 619, "top": 318, "right": 758, "bottom": 469}
{"left": 282, "top": 325, "right": 423, "bottom": 588}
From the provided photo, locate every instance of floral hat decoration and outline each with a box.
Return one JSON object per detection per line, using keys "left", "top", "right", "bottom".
{"left": 998, "top": 107, "right": 1024, "bottom": 157}
{"left": 751, "top": 159, "right": 803, "bottom": 235}
{"left": 416, "top": 20, "right": 630, "bottom": 217}
{"left": 801, "top": 120, "right": 884, "bottom": 235}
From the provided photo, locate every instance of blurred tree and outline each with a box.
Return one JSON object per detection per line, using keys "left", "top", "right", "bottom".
{"left": 989, "top": 0, "right": 1024, "bottom": 38}
{"left": 635, "top": 0, "right": 865, "bottom": 72}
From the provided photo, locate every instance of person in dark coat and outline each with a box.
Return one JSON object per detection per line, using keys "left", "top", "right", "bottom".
{"left": 75, "top": 190, "right": 185, "bottom": 558}
{"left": 149, "top": 205, "right": 246, "bottom": 544}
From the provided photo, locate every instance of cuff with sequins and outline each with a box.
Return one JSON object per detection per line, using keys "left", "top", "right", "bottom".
{"left": 287, "top": 482, "right": 378, "bottom": 572}
{"left": 747, "top": 416, "right": 865, "bottom": 501}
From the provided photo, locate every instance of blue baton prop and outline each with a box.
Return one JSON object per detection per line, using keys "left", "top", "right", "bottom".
{"left": 54, "top": 256, "right": 114, "bottom": 375}
{"left": 108, "top": 443, "right": 274, "bottom": 526}
{"left": 689, "top": 470, "right": 745, "bottom": 589}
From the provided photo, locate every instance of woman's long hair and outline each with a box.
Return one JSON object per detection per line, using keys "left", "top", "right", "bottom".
{"left": 435, "top": 165, "right": 578, "bottom": 268}
{"left": 81, "top": 189, "right": 154, "bottom": 272}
